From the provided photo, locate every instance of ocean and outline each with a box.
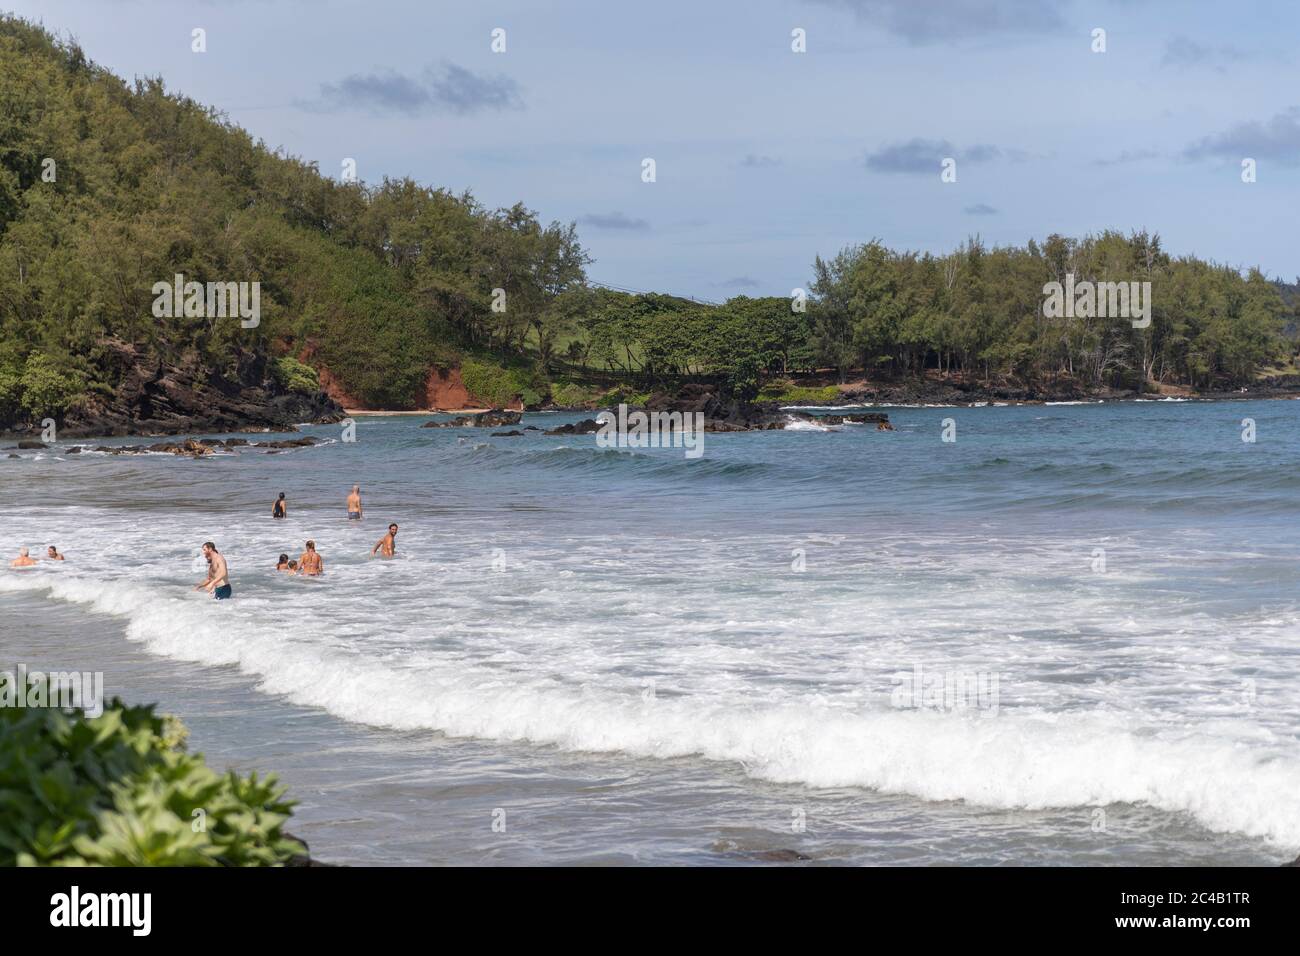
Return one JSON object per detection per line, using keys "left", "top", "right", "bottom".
{"left": 3, "top": 399, "right": 1298, "bottom": 865}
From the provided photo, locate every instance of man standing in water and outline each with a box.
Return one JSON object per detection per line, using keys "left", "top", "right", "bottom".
{"left": 10, "top": 547, "right": 37, "bottom": 568}
{"left": 371, "top": 523, "right": 399, "bottom": 557}
{"left": 193, "top": 542, "right": 231, "bottom": 599}
{"left": 346, "top": 485, "right": 363, "bottom": 520}
{"left": 295, "top": 540, "right": 324, "bottom": 576}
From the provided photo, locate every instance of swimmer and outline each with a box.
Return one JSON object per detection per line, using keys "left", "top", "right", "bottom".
{"left": 193, "top": 541, "right": 232, "bottom": 599}
{"left": 295, "top": 540, "right": 324, "bottom": 576}
{"left": 346, "top": 485, "right": 363, "bottom": 520}
{"left": 10, "top": 547, "right": 37, "bottom": 568}
{"left": 46, "top": 546, "right": 65, "bottom": 561}
{"left": 275, "top": 553, "right": 290, "bottom": 571}
{"left": 272, "top": 492, "right": 287, "bottom": 519}
{"left": 371, "top": 523, "right": 399, "bottom": 557}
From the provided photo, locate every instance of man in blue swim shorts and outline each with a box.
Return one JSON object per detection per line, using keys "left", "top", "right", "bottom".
{"left": 193, "top": 541, "right": 232, "bottom": 600}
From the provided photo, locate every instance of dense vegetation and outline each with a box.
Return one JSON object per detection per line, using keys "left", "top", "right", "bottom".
{"left": 805, "top": 233, "right": 1292, "bottom": 391}
{"left": 0, "top": 677, "right": 304, "bottom": 866}
{"left": 0, "top": 15, "right": 1294, "bottom": 424}
{"left": 0, "top": 16, "right": 586, "bottom": 418}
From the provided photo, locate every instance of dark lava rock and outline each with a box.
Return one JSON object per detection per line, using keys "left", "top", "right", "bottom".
{"left": 422, "top": 409, "right": 523, "bottom": 429}
{"left": 490, "top": 430, "right": 524, "bottom": 437}
{"left": 15, "top": 440, "right": 47, "bottom": 449}
{"left": 251, "top": 436, "right": 319, "bottom": 449}
{"left": 545, "top": 419, "right": 602, "bottom": 435}
{"left": 0, "top": 338, "right": 344, "bottom": 439}
{"left": 66, "top": 446, "right": 81, "bottom": 453}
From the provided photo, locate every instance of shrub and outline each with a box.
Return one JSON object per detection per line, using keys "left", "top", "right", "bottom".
{"left": 18, "top": 352, "right": 84, "bottom": 418}
{"left": 547, "top": 380, "right": 602, "bottom": 408}
{"left": 461, "top": 356, "right": 544, "bottom": 407}
{"left": 0, "top": 677, "right": 305, "bottom": 867}
{"left": 756, "top": 380, "right": 841, "bottom": 404}
{"left": 271, "top": 356, "right": 320, "bottom": 394}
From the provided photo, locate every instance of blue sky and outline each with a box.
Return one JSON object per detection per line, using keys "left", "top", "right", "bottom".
{"left": 7, "top": 0, "right": 1299, "bottom": 299}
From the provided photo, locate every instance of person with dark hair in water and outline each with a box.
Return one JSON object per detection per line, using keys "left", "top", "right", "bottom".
{"left": 272, "top": 492, "right": 287, "bottom": 519}
{"left": 372, "top": 523, "right": 399, "bottom": 557}
{"left": 194, "top": 541, "right": 231, "bottom": 599}
{"left": 275, "top": 553, "right": 290, "bottom": 571}
{"left": 47, "top": 545, "right": 65, "bottom": 561}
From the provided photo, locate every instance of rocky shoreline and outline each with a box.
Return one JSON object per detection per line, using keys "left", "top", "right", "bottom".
{"left": 8, "top": 366, "right": 1300, "bottom": 442}
{"left": 0, "top": 340, "right": 346, "bottom": 440}
{"left": 778, "top": 376, "right": 1300, "bottom": 408}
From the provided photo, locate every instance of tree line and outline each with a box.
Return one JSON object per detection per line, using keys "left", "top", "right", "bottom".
{"left": 0, "top": 16, "right": 1294, "bottom": 424}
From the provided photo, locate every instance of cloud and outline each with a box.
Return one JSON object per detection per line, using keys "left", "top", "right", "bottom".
{"left": 1184, "top": 106, "right": 1300, "bottom": 165}
{"left": 1091, "top": 149, "right": 1161, "bottom": 167}
{"left": 1161, "top": 35, "right": 1249, "bottom": 71}
{"left": 739, "top": 154, "right": 781, "bottom": 168}
{"left": 304, "top": 61, "right": 523, "bottom": 116}
{"left": 580, "top": 212, "right": 650, "bottom": 231}
{"left": 865, "top": 138, "right": 1003, "bottom": 174}
{"left": 719, "top": 276, "right": 761, "bottom": 288}
{"left": 809, "top": 0, "right": 1068, "bottom": 45}
{"left": 962, "top": 203, "right": 998, "bottom": 216}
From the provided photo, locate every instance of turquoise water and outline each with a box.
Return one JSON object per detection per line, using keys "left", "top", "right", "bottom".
{"left": 2, "top": 399, "right": 1298, "bottom": 864}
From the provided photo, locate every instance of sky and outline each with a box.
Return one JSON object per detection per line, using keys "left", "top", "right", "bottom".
{"left": 5, "top": 0, "right": 1299, "bottom": 300}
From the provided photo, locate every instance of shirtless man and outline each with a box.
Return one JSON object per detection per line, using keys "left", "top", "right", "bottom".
{"left": 346, "top": 485, "right": 363, "bottom": 520}
{"left": 372, "top": 523, "right": 399, "bottom": 557}
{"left": 295, "top": 540, "right": 324, "bottom": 576}
{"left": 10, "top": 547, "right": 37, "bottom": 568}
{"left": 193, "top": 541, "right": 232, "bottom": 599}
{"left": 47, "top": 546, "right": 65, "bottom": 561}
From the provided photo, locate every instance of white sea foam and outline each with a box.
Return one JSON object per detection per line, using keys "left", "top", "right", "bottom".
{"left": 3, "top": 565, "right": 1299, "bottom": 848}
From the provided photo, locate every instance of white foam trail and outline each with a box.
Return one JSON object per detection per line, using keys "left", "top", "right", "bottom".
{"left": 5, "top": 571, "right": 1299, "bottom": 848}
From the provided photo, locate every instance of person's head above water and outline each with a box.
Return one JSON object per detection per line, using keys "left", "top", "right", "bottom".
{"left": 305, "top": 540, "right": 316, "bottom": 551}
{"left": 352, "top": 485, "right": 360, "bottom": 494}
{"left": 278, "top": 492, "right": 285, "bottom": 500}
{"left": 389, "top": 524, "right": 398, "bottom": 534}
{"left": 278, "top": 553, "right": 288, "bottom": 563}
{"left": 202, "top": 541, "right": 217, "bottom": 555}
{"left": 19, "top": 547, "right": 29, "bottom": 557}
{"left": 47, "top": 546, "right": 58, "bottom": 556}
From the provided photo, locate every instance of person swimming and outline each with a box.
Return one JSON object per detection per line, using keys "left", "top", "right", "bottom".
{"left": 272, "top": 492, "right": 287, "bottom": 519}
{"left": 276, "top": 553, "right": 290, "bottom": 571}
{"left": 346, "top": 485, "right": 363, "bottom": 520}
{"left": 287, "top": 559, "right": 298, "bottom": 572}
{"left": 372, "top": 523, "right": 399, "bottom": 557}
{"left": 10, "top": 547, "right": 37, "bottom": 568}
{"left": 193, "top": 541, "right": 231, "bottom": 599}
{"left": 46, "top": 545, "right": 65, "bottom": 561}
{"left": 295, "top": 540, "right": 324, "bottom": 576}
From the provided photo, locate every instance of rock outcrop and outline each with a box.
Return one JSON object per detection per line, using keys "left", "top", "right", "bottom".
{"left": 421, "top": 409, "right": 523, "bottom": 428}
{"left": 1, "top": 339, "right": 345, "bottom": 439}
